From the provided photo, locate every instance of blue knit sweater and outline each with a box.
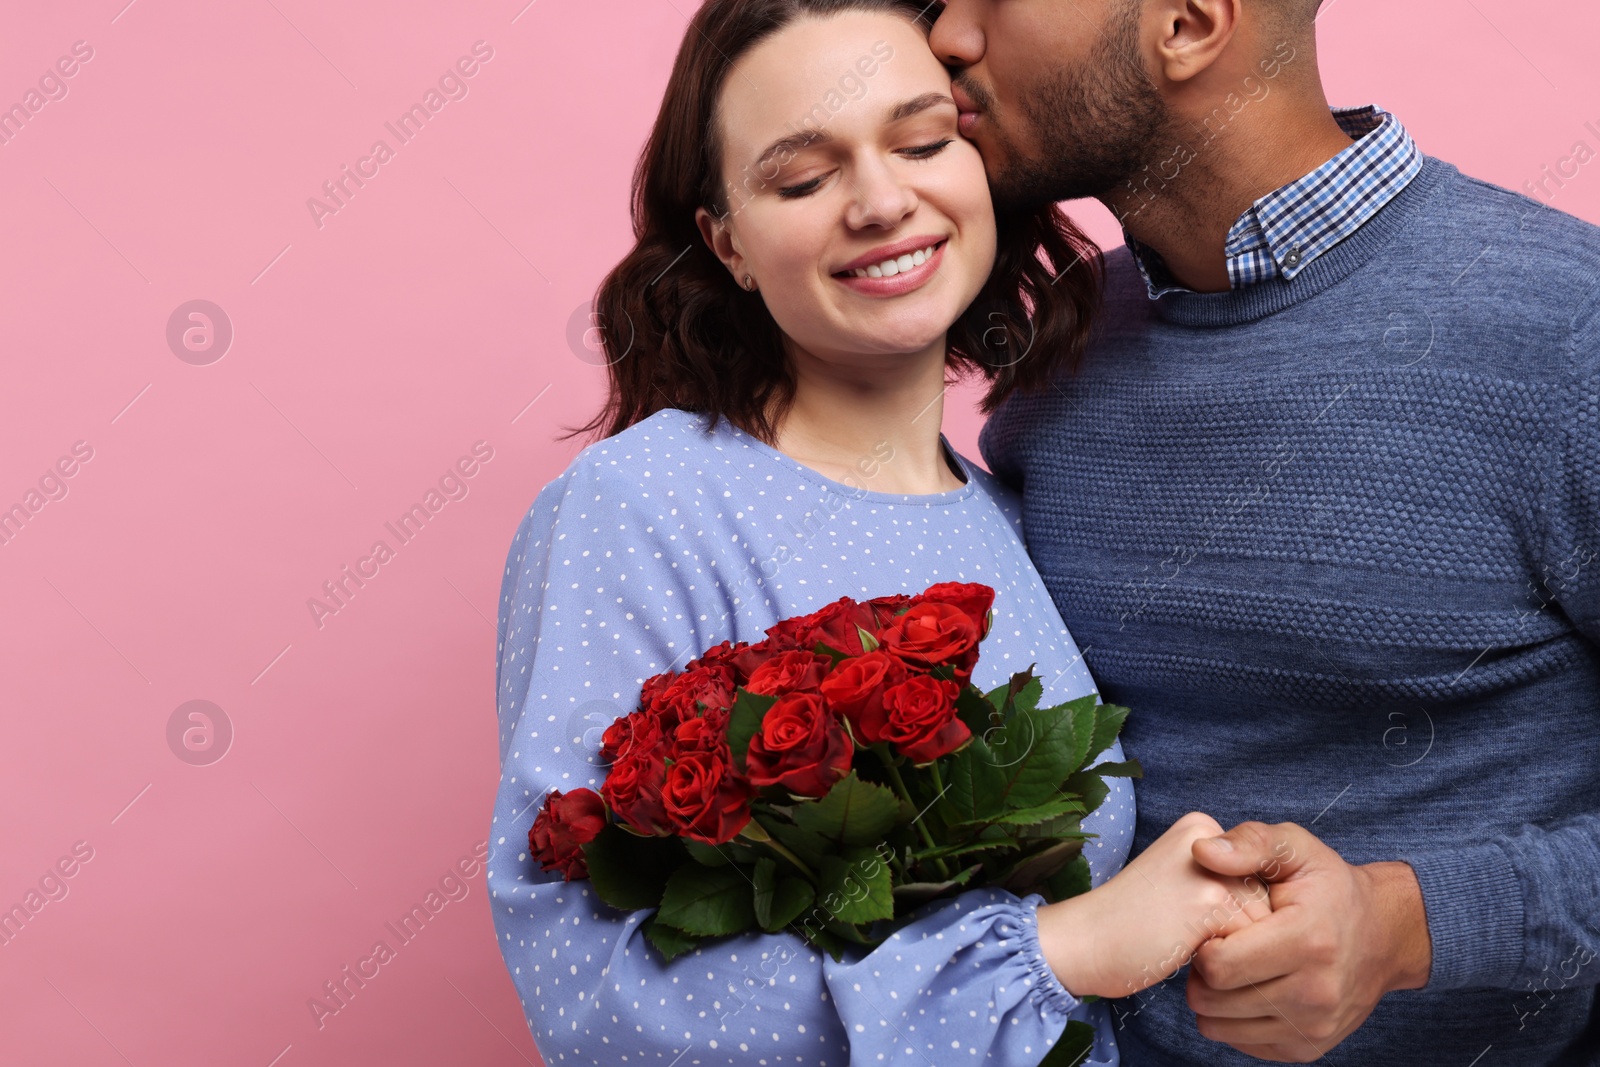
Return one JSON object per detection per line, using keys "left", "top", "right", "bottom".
{"left": 980, "top": 156, "right": 1600, "bottom": 1066}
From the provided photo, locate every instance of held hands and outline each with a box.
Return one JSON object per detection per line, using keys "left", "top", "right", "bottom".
{"left": 1186, "top": 822, "right": 1434, "bottom": 1062}
{"left": 1036, "top": 812, "right": 1272, "bottom": 1000}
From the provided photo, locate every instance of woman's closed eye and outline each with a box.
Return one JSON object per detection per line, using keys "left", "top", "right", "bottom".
{"left": 776, "top": 139, "right": 958, "bottom": 199}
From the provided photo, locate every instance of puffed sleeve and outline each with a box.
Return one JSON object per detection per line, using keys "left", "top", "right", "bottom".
{"left": 486, "top": 455, "right": 1117, "bottom": 1066}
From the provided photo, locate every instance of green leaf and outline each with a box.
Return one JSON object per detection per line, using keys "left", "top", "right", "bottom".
{"left": 945, "top": 733, "right": 1006, "bottom": 824}
{"left": 1087, "top": 758, "right": 1143, "bottom": 778}
{"left": 956, "top": 683, "right": 1001, "bottom": 738}
{"left": 792, "top": 771, "right": 900, "bottom": 848}
{"left": 1008, "top": 669, "right": 1044, "bottom": 716}
{"left": 910, "top": 838, "right": 1017, "bottom": 864}
{"left": 798, "top": 923, "right": 854, "bottom": 963}
{"left": 1064, "top": 769, "right": 1110, "bottom": 818}
{"left": 683, "top": 837, "right": 761, "bottom": 868}
{"left": 1043, "top": 853, "right": 1093, "bottom": 903}
{"left": 1084, "top": 701, "right": 1130, "bottom": 767}
{"left": 761, "top": 816, "right": 830, "bottom": 871}
{"left": 641, "top": 913, "right": 701, "bottom": 961}
{"left": 752, "top": 858, "right": 818, "bottom": 932}
{"left": 1058, "top": 695, "right": 1099, "bottom": 774}
{"left": 856, "top": 625, "right": 880, "bottom": 652}
{"left": 581, "top": 825, "right": 686, "bottom": 911}
{"left": 891, "top": 862, "right": 984, "bottom": 907}
{"left": 726, "top": 688, "right": 778, "bottom": 772}
{"left": 818, "top": 847, "right": 895, "bottom": 925}
{"left": 811, "top": 640, "right": 850, "bottom": 664}
{"left": 751, "top": 858, "right": 777, "bottom": 924}
{"left": 1037, "top": 1019, "right": 1097, "bottom": 1067}
{"left": 956, "top": 792, "right": 1086, "bottom": 828}
{"left": 998, "top": 838, "right": 1085, "bottom": 897}
{"left": 657, "top": 863, "right": 757, "bottom": 936}
{"left": 980, "top": 699, "right": 1092, "bottom": 810}
{"left": 770, "top": 878, "right": 816, "bottom": 931}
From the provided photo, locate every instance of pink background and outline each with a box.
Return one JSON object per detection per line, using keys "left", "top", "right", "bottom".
{"left": 1, "top": 1, "right": 1596, "bottom": 1064}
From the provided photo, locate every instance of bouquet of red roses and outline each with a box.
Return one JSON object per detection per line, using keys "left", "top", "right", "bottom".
{"left": 528, "top": 581, "right": 1140, "bottom": 965}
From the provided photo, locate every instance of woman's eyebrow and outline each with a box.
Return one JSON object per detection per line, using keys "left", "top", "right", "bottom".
{"left": 749, "top": 93, "right": 959, "bottom": 173}
{"left": 887, "top": 92, "right": 956, "bottom": 122}
{"left": 754, "top": 127, "right": 828, "bottom": 172}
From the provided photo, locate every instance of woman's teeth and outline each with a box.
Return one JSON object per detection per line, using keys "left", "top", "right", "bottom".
{"left": 847, "top": 242, "right": 940, "bottom": 279}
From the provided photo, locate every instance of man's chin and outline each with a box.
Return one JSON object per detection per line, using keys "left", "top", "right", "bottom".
{"left": 970, "top": 135, "right": 1095, "bottom": 211}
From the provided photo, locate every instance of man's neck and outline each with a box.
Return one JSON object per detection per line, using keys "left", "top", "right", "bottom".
{"left": 1106, "top": 91, "right": 1356, "bottom": 293}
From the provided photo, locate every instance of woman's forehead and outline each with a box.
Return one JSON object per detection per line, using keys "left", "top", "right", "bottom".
{"left": 718, "top": 12, "right": 948, "bottom": 161}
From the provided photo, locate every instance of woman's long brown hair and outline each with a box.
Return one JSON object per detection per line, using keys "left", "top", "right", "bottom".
{"left": 562, "top": 0, "right": 1102, "bottom": 446}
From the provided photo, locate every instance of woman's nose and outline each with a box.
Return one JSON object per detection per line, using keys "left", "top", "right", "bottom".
{"left": 843, "top": 159, "right": 918, "bottom": 230}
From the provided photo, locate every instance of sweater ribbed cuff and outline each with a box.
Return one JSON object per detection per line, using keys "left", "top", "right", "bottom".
{"left": 1398, "top": 841, "right": 1525, "bottom": 990}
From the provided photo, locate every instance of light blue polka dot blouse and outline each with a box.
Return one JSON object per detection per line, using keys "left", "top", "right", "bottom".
{"left": 488, "top": 407, "right": 1136, "bottom": 1066}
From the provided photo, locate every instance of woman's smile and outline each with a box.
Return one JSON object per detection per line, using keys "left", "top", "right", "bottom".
{"left": 831, "top": 236, "right": 948, "bottom": 297}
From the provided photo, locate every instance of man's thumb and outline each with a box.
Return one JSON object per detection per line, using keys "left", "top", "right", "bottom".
{"left": 1192, "top": 822, "right": 1297, "bottom": 878}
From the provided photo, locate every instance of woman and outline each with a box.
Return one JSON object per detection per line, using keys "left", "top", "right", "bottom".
{"left": 488, "top": 1, "right": 1264, "bottom": 1063}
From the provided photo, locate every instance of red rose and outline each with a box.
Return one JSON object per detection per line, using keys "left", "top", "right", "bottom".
{"left": 529, "top": 788, "right": 607, "bottom": 879}
{"left": 601, "top": 709, "right": 664, "bottom": 764}
{"left": 762, "top": 612, "right": 819, "bottom": 648}
{"left": 638, "top": 670, "right": 676, "bottom": 717}
{"left": 801, "top": 598, "right": 877, "bottom": 657}
{"left": 745, "top": 650, "right": 832, "bottom": 697}
{"left": 672, "top": 705, "right": 731, "bottom": 755}
{"left": 744, "top": 691, "right": 852, "bottom": 798}
{"left": 920, "top": 582, "right": 995, "bottom": 640}
{"left": 878, "top": 601, "right": 981, "bottom": 683}
{"left": 728, "top": 638, "right": 781, "bottom": 679}
{"left": 880, "top": 676, "right": 970, "bottom": 763}
{"left": 661, "top": 749, "right": 754, "bottom": 845}
{"left": 656, "top": 665, "right": 737, "bottom": 727}
{"left": 685, "top": 639, "right": 755, "bottom": 681}
{"left": 864, "top": 593, "right": 918, "bottom": 629}
{"left": 818, "top": 650, "right": 909, "bottom": 745}
{"left": 601, "top": 747, "right": 671, "bottom": 835}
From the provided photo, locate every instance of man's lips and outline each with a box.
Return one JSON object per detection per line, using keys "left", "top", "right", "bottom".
{"left": 951, "top": 81, "right": 984, "bottom": 135}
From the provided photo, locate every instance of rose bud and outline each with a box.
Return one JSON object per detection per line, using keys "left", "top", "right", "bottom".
{"left": 529, "top": 788, "right": 608, "bottom": 879}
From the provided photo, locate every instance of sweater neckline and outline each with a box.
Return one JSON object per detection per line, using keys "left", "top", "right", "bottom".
{"left": 701, "top": 411, "right": 979, "bottom": 507}
{"left": 1149, "top": 156, "right": 1457, "bottom": 328}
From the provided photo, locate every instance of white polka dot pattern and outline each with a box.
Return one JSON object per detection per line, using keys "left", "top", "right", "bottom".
{"left": 488, "top": 407, "right": 1135, "bottom": 1065}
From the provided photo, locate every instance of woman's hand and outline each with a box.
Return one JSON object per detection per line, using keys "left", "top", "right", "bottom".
{"left": 1035, "top": 812, "right": 1272, "bottom": 1000}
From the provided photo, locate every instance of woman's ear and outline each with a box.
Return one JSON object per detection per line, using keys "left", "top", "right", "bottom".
{"left": 695, "top": 206, "right": 745, "bottom": 283}
{"left": 1149, "top": 0, "right": 1240, "bottom": 84}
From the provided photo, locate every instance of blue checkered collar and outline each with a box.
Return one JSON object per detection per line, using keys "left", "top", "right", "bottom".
{"left": 1127, "top": 106, "right": 1423, "bottom": 298}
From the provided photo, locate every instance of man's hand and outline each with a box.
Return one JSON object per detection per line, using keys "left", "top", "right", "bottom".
{"left": 1037, "top": 812, "right": 1272, "bottom": 1000}
{"left": 1184, "top": 821, "right": 1433, "bottom": 1062}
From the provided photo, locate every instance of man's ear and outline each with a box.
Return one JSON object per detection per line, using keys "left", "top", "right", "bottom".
{"left": 1147, "top": 0, "right": 1240, "bottom": 84}
{"left": 695, "top": 206, "right": 745, "bottom": 283}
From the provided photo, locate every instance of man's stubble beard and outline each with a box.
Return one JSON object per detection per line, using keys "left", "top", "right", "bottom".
{"left": 961, "top": 7, "right": 1173, "bottom": 213}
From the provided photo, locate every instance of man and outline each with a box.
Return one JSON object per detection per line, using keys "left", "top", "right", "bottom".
{"left": 930, "top": 0, "right": 1600, "bottom": 1063}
